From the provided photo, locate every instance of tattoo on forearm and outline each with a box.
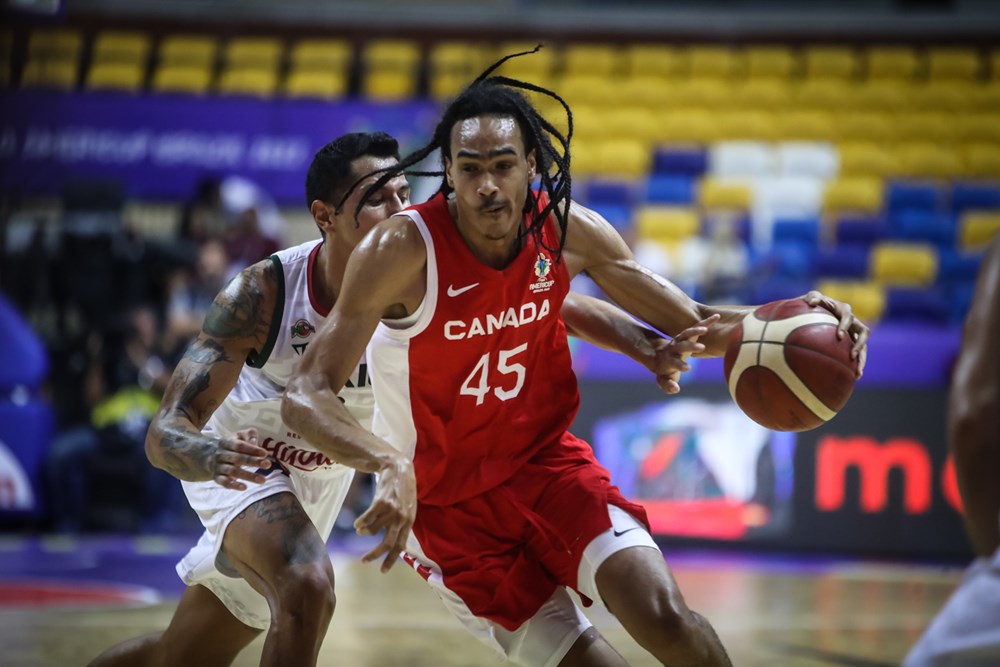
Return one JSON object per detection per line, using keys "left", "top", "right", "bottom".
{"left": 203, "top": 268, "right": 271, "bottom": 341}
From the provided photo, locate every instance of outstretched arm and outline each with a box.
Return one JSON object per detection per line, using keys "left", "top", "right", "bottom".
{"left": 282, "top": 216, "right": 425, "bottom": 572}
{"left": 146, "top": 261, "right": 274, "bottom": 490}
{"left": 950, "top": 236, "right": 1000, "bottom": 557}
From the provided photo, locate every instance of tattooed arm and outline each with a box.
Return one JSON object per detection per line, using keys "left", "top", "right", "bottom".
{"left": 145, "top": 260, "right": 275, "bottom": 490}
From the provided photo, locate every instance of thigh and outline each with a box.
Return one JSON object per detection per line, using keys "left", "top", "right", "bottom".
{"left": 576, "top": 504, "right": 660, "bottom": 605}
{"left": 159, "top": 584, "right": 262, "bottom": 666}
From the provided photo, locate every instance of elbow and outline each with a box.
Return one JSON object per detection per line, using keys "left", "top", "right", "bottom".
{"left": 281, "top": 374, "right": 313, "bottom": 431}
{"left": 144, "top": 422, "right": 165, "bottom": 471}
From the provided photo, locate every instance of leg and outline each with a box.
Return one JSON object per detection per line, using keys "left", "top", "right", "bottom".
{"left": 88, "top": 584, "right": 261, "bottom": 667}
{"left": 556, "top": 627, "right": 629, "bottom": 667}
{"left": 596, "top": 547, "right": 731, "bottom": 667}
{"left": 221, "top": 492, "right": 336, "bottom": 667}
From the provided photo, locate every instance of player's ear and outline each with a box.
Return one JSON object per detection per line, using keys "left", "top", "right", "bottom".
{"left": 444, "top": 156, "right": 455, "bottom": 189}
{"left": 310, "top": 200, "right": 336, "bottom": 234}
{"left": 526, "top": 151, "right": 537, "bottom": 179}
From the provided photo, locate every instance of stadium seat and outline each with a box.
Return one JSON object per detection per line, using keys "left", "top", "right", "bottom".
{"left": 91, "top": 31, "right": 150, "bottom": 67}
{"left": 618, "top": 75, "right": 672, "bottom": 111}
{"left": 218, "top": 67, "right": 278, "bottom": 98}
{"left": 835, "top": 216, "right": 890, "bottom": 247}
{"left": 85, "top": 62, "right": 145, "bottom": 92}
{"left": 588, "top": 203, "right": 632, "bottom": 231}
{"left": 803, "top": 46, "right": 859, "bottom": 80}
{"left": 792, "top": 79, "right": 857, "bottom": 111}
{"left": 852, "top": 81, "right": 910, "bottom": 112}
{"left": 951, "top": 181, "right": 1000, "bottom": 214}
{"left": 959, "top": 211, "right": 1000, "bottom": 249}
{"left": 926, "top": 47, "right": 982, "bottom": 82}
{"left": 870, "top": 242, "right": 939, "bottom": 286}
{"left": 699, "top": 178, "right": 752, "bottom": 211}
{"left": 562, "top": 43, "right": 621, "bottom": 77}
{"left": 591, "top": 139, "right": 651, "bottom": 179}
{"left": 159, "top": 35, "right": 218, "bottom": 67}
{"left": 814, "top": 279, "right": 886, "bottom": 322}
{"left": 766, "top": 239, "right": 818, "bottom": 279}
{"left": 772, "top": 217, "right": 821, "bottom": 247}
{"left": 686, "top": 45, "right": 738, "bottom": 79}
{"left": 838, "top": 141, "right": 901, "bottom": 179}
{"left": 623, "top": 44, "right": 685, "bottom": 78}
{"left": 834, "top": 111, "right": 897, "bottom": 143}
{"left": 889, "top": 210, "right": 957, "bottom": 247}
{"left": 886, "top": 181, "right": 947, "bottom": 214}
{"left": 651, "top": 147, "right": 708, "bottom": 177}
{"left": 602, "top": 107, "right": 661, "bottom": 146}
{"left": 708, "top": 141, "right": 775, "bottom": 179}
{"left": 361, "top": 39, "right": 421, "bottom": 99}
{"left": 635, "top": 206, "right": 701, "bottom": 244}
{"left": 895, "top": 111, "right": 959, "bottom": 144}
{"left": 584, "top": 180, "right": 635, "bottom": 207}
{"left": 776, "top": 110, "right": 837, "bottom": 142}
{"left": 285, "top": 70, "right": 348, "bottom": 100}
{"left": 743, "top": 46, "right": 798, "bottom": 79}
{"left": 151, "top": 64, "right": 212, "bottom": 95}
{"left": 667, "top": 79, "right": 733, "bottom": 109}
{"left": 290, "top": 39, "right": 352, "bottom": 70}
{"left": 961, "top": 142, "right": 1000, "bottom": 179}
{"left": 28, "top": 28, "right": 83, "bottom": 61}
{"left": 752, "top": 277, "right": 818, "bottom": 305}
{"left": 658, "top": 109, "right": 722, "bottom": 144}
{"left": 816, "top": 245, "right": 873, "bottom": 280}
{"left": 223, "top": 37, "right": 283, "bottom": 69}
{"left": 556, "top": 74, "right": 618, "bottom": 109}
{"left": 717, "top": 110, "right": 780, "bottom": 142}
{"left": 884, "top": 287, "right": 951, "bottom": 324}
{"left": 644, "top": 175, "right": 696, "bottom": 205}
{"left": 362, "top": 69, "right": 417, "bottom": 101}
{"left": 897, "top": 142, "right": 964, "bottom": 180}
{"left": 751, "top": 175, "right": 826, "bottom": 249}
{"left": 911, "top": 81, "right": 974, "bottom": 113}
{"left": 953, "top": 113, "right": 1000, "bottom": 144}
{"left": 731, "top": 78, "right": 794, "bottom": 111}
{"left": 775, "top": 142, "right": 839, "bottom": 180}
{"left": 822, "top": 177, "right": 885, "bottom": 215}
{"left": 496, "top": 41, "right": 556, "bottom": 82}
{"left": 428, "top": 41, "right": 489, "bottom": 100}
{"left": 865, "top": 46, "right": 920, "bottom": 81}
{"left": 938, "top": 247, "right": 985, "bottom": 284}
{"left": 969, "top": 82, "right": 1000, "bottom": 112}
{"left": 20, "top": 59, "right": 78, "bottom": 90}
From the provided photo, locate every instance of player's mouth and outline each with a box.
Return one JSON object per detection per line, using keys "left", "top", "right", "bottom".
{"left": 480, "top": 201, "right": 507, "bottom": 215}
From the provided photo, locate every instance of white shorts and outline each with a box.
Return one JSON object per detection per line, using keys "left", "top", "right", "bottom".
{"left": 175, "top": 465, "right": 355, "bottom": 630}
{"left": 903, "top": 547, "right": 1000, "bottom": 667}
{"left": 403, "top": 504, "right": 659, "bottom": 667}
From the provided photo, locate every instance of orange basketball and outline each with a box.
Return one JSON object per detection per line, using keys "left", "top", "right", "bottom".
{"left": 723, "top": 299, "right": 859, "bottom": 432}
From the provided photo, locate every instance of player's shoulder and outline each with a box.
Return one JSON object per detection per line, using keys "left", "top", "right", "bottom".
{"left": 362, "top": 213, "right": 427, "bottom": 264}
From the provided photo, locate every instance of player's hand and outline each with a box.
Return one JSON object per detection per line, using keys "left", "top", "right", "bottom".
{"left": 652, "top": 314, "right": 720, "bottom": 394}
{"left": 211, "top": 428, "right": 272, "bottom": 491}
{"left": 355, "top": 455, "right": 417, "bottom": 574}
{"left": 802, "top": 290, "right": 870, "bottom": 377}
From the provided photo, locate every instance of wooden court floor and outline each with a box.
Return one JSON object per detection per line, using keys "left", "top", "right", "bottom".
{"left": 0, "top": 536, "right": 963, "bottom": 667}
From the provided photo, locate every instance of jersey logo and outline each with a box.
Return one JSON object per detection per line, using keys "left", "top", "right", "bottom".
{"left": 292, "top": 343, "right": 309, "bottom": 356}
{"left": 530, "top": 253, "right": 555, "bottom": 294}
{"left": 290, "top": 319, "right": 316, "bottom": 338}
{"left": 447, "top": 282, "right": 480, "bottom": 297}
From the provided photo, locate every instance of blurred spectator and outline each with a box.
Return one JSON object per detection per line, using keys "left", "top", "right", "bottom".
{"left": 699, "top": 215, "right": 751, "bottom": 304}
{"left": 163, "top": 238, "right": 231, "bottom": 362}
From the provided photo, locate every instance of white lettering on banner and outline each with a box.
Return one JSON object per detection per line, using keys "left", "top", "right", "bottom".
{"left": 152, "top": 132, "right": 245, "bottom": 168}
{"left": 248, "top": 136, "right": 311, "bottom": 170}
{"left": 444, "top": 299, "right": 550, "bottom": 340}
{"left": 21, "top": 127, "right": 151, "bottom": 163}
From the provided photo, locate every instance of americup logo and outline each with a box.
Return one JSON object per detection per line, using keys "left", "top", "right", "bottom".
{"left": 530, "top": 253, "right": 555, "bottom": 294}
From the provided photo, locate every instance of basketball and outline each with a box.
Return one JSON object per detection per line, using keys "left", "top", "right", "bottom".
{"left": 723, "top": 299, "right": 860, "bottom": 432}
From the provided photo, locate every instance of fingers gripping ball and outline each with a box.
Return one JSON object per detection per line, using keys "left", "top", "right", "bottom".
{"left": 724, "top": 300, "right": 859, "bottom": 432}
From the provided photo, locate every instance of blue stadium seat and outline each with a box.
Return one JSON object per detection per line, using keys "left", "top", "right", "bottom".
{"left": 835, "top": 215, "right": 890, "bottom": 246}
{"left": 948, "top": 280, "right": 977, "bottom": 323}
{"left": 651, "top": 147, "right": 708, "bottom": 177}
{"left": 644, "top": 175, "right": 696, "bottom": 205}
{"left": 884, "top": 287, "right": 951, "bottom": 324}
{"left": 750, "top": 277, "right": 816, "bottom": 305}
{"left": 889, "top": 210, "right": 957, "bottom": 247}
{"left": 951, "top": 181, "right": 1000, "bottom": 215}
{"left": 937, "top": 247, "right": 984, "bottom": 284}
{"left": 772, "top": 216, "right": 820, "bottom": 246}
{"left": 766, "top": 240, "right": 817, "bottom": 279}
{"left": 588, "top": 202, "right": 633, "bottom": 231}
{"left": 815, "top": 244, "right": 871, "bottom": 279}
{"left": 584, "top": 179, "right": 635, "bottom": 207}
{"left": 886, "top": 180, "right": 947, "bottom": 215}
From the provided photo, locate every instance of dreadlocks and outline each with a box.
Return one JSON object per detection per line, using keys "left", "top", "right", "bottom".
{"left": 342, "top": 46, "right": 575, "bottom": 258}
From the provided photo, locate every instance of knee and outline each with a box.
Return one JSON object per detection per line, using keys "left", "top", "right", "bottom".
{"left": 641, "top": 596, "right": 710, "bottom": 661}
{"left": 273, "top": 560, "right": 336, "bottom": 626}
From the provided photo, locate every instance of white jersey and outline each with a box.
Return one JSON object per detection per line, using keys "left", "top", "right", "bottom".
{"left": 203, "top": 239, "right": 374, "bottom": 474}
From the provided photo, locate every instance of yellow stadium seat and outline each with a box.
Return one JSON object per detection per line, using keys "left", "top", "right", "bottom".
{"left": 636, "top": 206, "right": 700, "bottom": 243}
{"left": 623, "top": 44, "right": 684, "bottom": 78}
{"left": 960, "top": 211, "right": 1000, "bottom": 249}
{"left": 218, "top": 67, "right": 278, "bottom": 98}
{"left": 495, "top": 42, "right": 556, "bottom": 81}
{"left": 803, "top": 46, "right": 858, "bottom": 80}
{"left": 776, "top": 110, "right": 837, "bottom": 142}
{"left": 834, "top": 111, "right": 898, "bottom": 143}
{"left": 686, "top": 45, "right": 738, "bottom": 79}
{"left": 285, "top": 70, "right": 348, "bottom": 100}
{"left": 870, "top": 243, "right": 938, "bottom": 286}
{"left": 962, "top": 142, "right": 1000, "bottom": 179}
{"left": 428, "top": 41, "right": 490, "bottom": 100}
{"left": 699, "top": 178, "right": 752, "bottom": 210}
{"left": 290, "top": 39, "right": 352, "bottom": 70}
{"left": 852, "top": 81, "right": 910, "bottom": 112}
{"left": 927, "top": 47, "right": 982, "bottom": 81}
{"left": 570, "top": 104, "right": 608, "bottom": 145}
{"left": 953, "top": 112, "right": 1000, "bottom": 143}
{"left": 361, "top": 39, "right": 420, "bottom": 98}
{"left": 85, "top": 62, "right": 145, "bottom": 92}
{"left": 562, "top": 43, "right": 620, "bottom": 77}
{"left": 732, "top": 78, "right": 794, "bottom": 111}
{"left": 909, "top": 81, "right": 972, "bottom": 112}
{"left": 668, "top": 79, "right": 733, "bottom": 109}
{"left": 791, "top": 79, "right": 857, "bottom": 111}
{"left": 717, "top": 110, "right": 779, "bottom": 142}
{"left": 152, "top": 64, "right": 212, "bottom": 95}
{"left": 659, "top": 109, "right": 721, "bottom": 144}
{"left": 743, "top": 46, "right": 798, "bottom": 79}
{"left": 838, "top": 141, "right": 902, "bottom": 178}
{"left": 28, "top": 28, "right": 82, "bottom": 60}
{"left": 968, "top": 82, "right": 1000, "bottom": 112}
{"left": 159, "top": 35, "right": 217, "bottom": 66}
{"left": 897, "top": 142, "right": 964, "bottom": 180}
{"left": 362, "top": 69, "right": 417, "bottom": 101}
{"left": 555, "top": 74, "right": 617, "bottom": 108}
{"left": 590, "top": 139, "right": 651, "bottom": 179}
{"left": 20, "top": 59, "right": 77, "bottom": 90}
{"left": 602, "top": 108, "right": 661, "bottom": 145}
{"left": 92, "top": 31, "right": 150, "bottom": 64}
{"left": 822, "top": 177, "right": 884, "bottom": 214}
{"left": 895, "top": 111, "right": 959, "bottom": 144}
{"left": 815, "top": 280, "right": 886, "bottom": 323}
{"left": 223, "top": 37, "right": 283, "bottom": 68}
{"left": 618, "top": 75, "right": 672, "bottom": 111}
{"left": 568, "top": 139, "right": 602, "bottom": 178}
{"left": 866, "top": 46, "right": 920, "bottom": 82}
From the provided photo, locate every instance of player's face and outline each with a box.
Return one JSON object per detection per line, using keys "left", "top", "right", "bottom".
{"left": 445, "top": 115, "right": 536, "bottom": 248}
{"left": 335, "top": 155, "right": 411, "bottom": 247}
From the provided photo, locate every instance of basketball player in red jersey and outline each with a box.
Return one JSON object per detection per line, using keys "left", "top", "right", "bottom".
{"left": 904, "top": 235, "right": 1000, "bottom": 666}
{"left": 283, "top": 56, "right": 870, "bottom": 666}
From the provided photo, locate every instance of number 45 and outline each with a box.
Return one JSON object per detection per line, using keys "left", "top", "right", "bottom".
{"left": 459, "top": 343, "right": 528, "bottom": 405}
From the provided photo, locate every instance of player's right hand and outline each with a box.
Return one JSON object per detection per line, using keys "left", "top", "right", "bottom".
{"left": 653, "top": 314, "right": 719, "bottom": 394}
{"left": 355, "top": 455, "right": 417, "bottom": 573}
{"left": 211, "top": 427, "right": 272, "bottom": 491}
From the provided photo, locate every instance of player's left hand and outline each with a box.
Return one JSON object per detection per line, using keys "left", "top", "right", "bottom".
{"left": 802, "top": 290, "right": 869, "bottom": 377}
{"left": 651, "top": 314, "right": 720, "bottom": 394}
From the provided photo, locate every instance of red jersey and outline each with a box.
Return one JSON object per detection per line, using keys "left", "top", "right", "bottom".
{"left": 368, "top": 192, "right": 581, "bottom": 506}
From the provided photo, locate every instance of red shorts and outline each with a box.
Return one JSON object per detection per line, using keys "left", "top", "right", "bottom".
{"left": 410, "top": 431, "right": 649, "bottom": 631}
